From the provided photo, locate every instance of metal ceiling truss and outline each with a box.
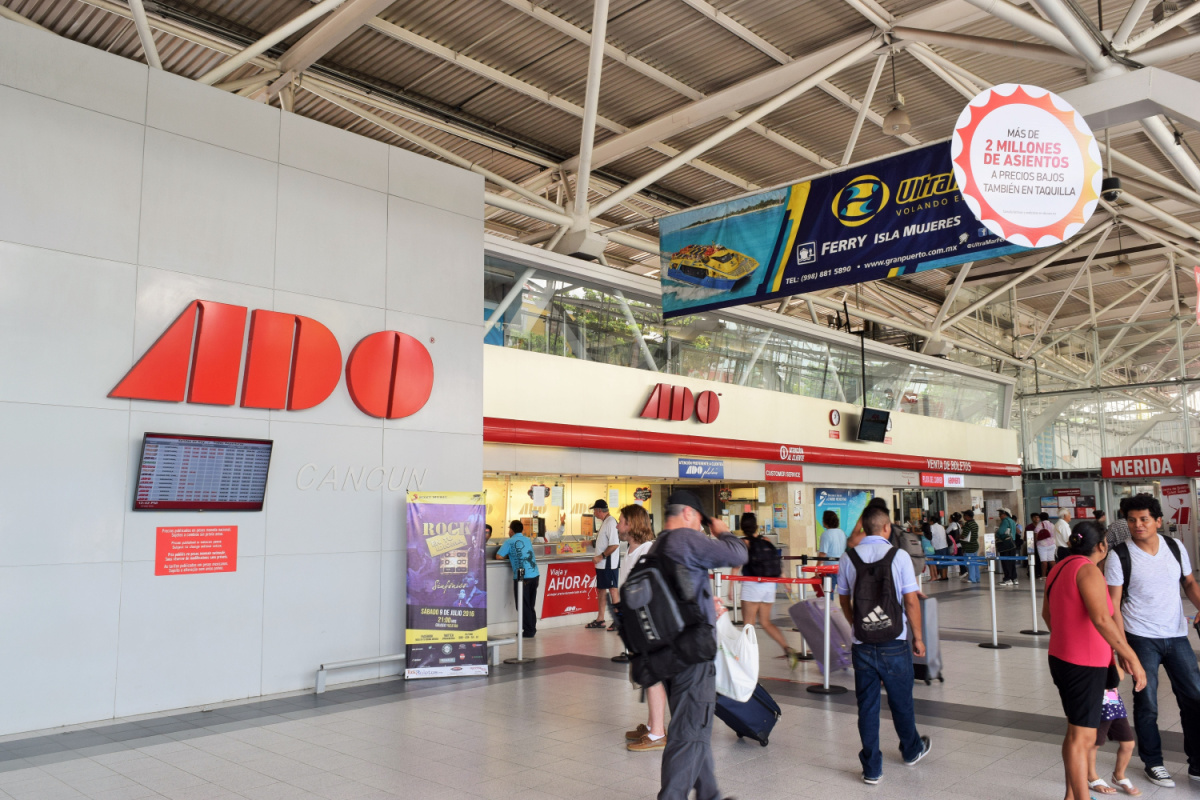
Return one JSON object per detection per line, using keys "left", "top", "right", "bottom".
{"left": 11, "top": 0, "right": 1200, "bottom": 415}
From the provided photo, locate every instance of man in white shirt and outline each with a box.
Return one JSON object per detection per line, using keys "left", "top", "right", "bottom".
{"left": 1053, "top": 509, "right": 1073, "bottom": 561}
{"left": 1106, "top": 494, "right": 1200, "bottom": 788}
{"left": 929, "top": 519, "right": 948, "bottom": 581}
{"left": 838, "top": 505, "right": 931, "bottom": 785}
{"left": 587, "top": 500, "right": 621, "bottom": 630}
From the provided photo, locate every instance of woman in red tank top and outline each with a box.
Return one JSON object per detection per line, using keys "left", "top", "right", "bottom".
{"left": 1043, "top": 522, "right": 1147, "bottom": 800}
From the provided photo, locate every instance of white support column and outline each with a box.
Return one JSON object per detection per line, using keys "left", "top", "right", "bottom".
{"left": 1098, "top": 271, "right": 1172, "bottom": 362}
{"left": 198, "top": 0, "right": 348, "bottom": 86}
{"left": 612, "top": 290, "right": 659, "bottom": 372}
{"left": 572, "top": 0, "right": 610, "bottom": 225}
{"left": 482, "top": 268, "right": 536, "bottom": 339}
{"left": 128, "top": 0, "right": 162, "bottom": 70}
{"left": 1113, "top": 0, "right": 1153, "bottom": 49}
{"left": 841, "top": 53, "right": 887, "bottom": 166}
{"left": 1023, "top": 228, "right": 1110, "bottom": 358}
{"left": 940, "top": 221, "right": 1113, "bottom": 332}
{"left": 589, "top": 37, "right": 882, "bottom": 219}
{"left": 922, "top": 263, "right": 972, "bottom": 353}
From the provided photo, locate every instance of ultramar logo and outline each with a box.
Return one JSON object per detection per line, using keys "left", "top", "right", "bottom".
{"left": 862, "top": 605, "right": 893, "bottom": 632}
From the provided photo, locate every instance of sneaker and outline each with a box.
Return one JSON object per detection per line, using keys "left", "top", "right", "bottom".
{"left": 625, "top": 723, "right": 648, "bottom": 742}
{"left": 904, "top": 736, "right": 932, "bottom": 766}
{"left": 862, "top": 774, "right": 881, "bottom": 785}
{"left": 786, "top": 647, "right": 801, "bottom": 670}
{"left": 1189, "top": 769, "right": 1200, "bottom": 783}
{"left": 627, "top": 733, "right": 666, "bottom": 751}
{"left": 1145, "top": 766, "right": 1175, "bottom": 787}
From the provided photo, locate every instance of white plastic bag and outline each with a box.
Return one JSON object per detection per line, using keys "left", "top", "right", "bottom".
{"left": 714, "top": 612, "right": 759, "bottom": 702}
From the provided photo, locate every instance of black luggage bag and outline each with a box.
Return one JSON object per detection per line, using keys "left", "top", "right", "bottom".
{"left": 714, "top": 683, "right": 781, "bottom": 746}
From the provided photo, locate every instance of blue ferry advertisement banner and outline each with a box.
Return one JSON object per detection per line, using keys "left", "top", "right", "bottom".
{"left": 814, "top": 488, "right": 874, "bottom": 539}
{"left": 659, "top": 142, "right": 1028, "bottom": 318}
{"left": 405, "top": 491, "right": 489, "bottom": 679}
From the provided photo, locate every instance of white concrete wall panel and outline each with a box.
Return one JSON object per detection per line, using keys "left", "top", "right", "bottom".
{"left": 0, "top": 242, "right": 136, "bottom": 409}
{"left": 386, "top": 196, "right": 484, "bottom": 325}
{"left": 0, "top": 404, "right": 130, "bottom": 565}
{"left": 0, "top": 18, "right": 482, "bottom": 735}
{"left": 279, "top": 111, "right": 389, "bottom": 193}
{"left": 260, "top": 552, "right": 382, "bottom": 693}
{"left": 274, "top": 167, "right": 387, "bottom": 307}
{"left": 0, "top": 85, "right": 143, "bottom": 263}
{"left": 138, "top": 130, "right": 279, "bottom": 288}
{"left": 381, "top": 429, "right": 483, "bottom": 551}
{"left": 382, "top": 311, "right": 483, "bottom": 437}
{"left": 114, "top": 557, "right": 266, "bottom": 717}
{"left": 0, "top": 18, "right": 146, "bottom": 123}
{"left": 0, "top": 563, "right": 122, "bottom": 733}
{"left": 388, "top": 145, "right": 483, "bottom": 220}
{"left": 146, "top": 69, "right": 280, "bottom": 162}
{"left": 264, "top": 421, "right": 384, "bottom": 556}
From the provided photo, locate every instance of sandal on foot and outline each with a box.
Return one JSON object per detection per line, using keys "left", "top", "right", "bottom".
{"left": 586, "top": 620, "right": 606, "bottom": 628}
{"left": 1089, "top": 779, "right": 1116, "bottom": 794}
{"left": 1111, "top": 776, "right": 1140, "bottom": 796}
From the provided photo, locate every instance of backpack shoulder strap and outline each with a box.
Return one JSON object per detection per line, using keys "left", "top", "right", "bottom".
{"left": 1114, "top": 542, "right": 1131, "bottom": 600}
{"left": 846, "top": 548, "right": 864, "bottom": 569}
{"left": 1163, "top": 535, "right": 1186, "bottom": 584}
{"left": 879, "top": 546, "right": 900, "bottom": 568}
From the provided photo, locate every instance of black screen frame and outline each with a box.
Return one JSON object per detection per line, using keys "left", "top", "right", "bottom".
{"left": 856, "top": 408, "right": 890, "bottom": 443}
{"left": 132, "top": 432, "right": 274, "bottom": 512}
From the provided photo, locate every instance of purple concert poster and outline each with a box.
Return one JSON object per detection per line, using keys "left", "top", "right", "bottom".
{"left": 404, "top": 492, "right": 488, "bottom": 679}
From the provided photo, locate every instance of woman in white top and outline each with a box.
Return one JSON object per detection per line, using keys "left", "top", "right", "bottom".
{"left": 616, "top": 505, "right": 670, "bottom": 753}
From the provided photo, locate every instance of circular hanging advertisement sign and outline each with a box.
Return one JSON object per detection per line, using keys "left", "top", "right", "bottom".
{"left": 951, "top": 83, "right": 1101, "bottom": 248}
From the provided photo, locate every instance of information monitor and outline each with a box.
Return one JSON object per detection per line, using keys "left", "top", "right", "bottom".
{"left": 855, "top": 408, "right": 891, "bottom": 443}
{"left": 133, "top": 433, "right": 273, "bottom": 511}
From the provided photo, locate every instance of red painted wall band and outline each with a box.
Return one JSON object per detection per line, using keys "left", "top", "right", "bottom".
{"left": 483, "top": 417, "right": 1022, "bottom": 477}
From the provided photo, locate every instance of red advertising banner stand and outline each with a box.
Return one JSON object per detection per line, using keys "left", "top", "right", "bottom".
{"left": 541, "top": 562, "right": 598, "bottom": 618}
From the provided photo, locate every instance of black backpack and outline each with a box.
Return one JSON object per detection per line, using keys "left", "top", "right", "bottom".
{"left": 1113, "top": 536, "right": 1186, "bottom": 605}
{"left": 846, "top": 547, "right": 905, "bottom": 643}
{"left": 744, "top": 536, "right": 782, "bottom": 578}
{"left": 617, "top": 532, "right": 717, "bottom": 687}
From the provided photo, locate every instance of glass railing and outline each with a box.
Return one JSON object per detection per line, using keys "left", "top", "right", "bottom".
{"left": 485, "top": 258, "right": 1008, "bottom": 428}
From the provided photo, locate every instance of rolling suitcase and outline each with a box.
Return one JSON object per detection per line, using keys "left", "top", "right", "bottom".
{"left": 714, "top": 683, "right": 781, "bottom": 746}
{"left": 788, "top": 597, "right": 853, "bottom": 676}
{"left": 910, "top": 596, "right": 943, "bottom": 684}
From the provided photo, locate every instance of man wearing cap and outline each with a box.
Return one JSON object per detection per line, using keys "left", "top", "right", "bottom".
{"left": 655, "top": 489, "right": 748, "bottom": 800}
{"left": 587, "top": 500, "right": 621, "bottom": 630}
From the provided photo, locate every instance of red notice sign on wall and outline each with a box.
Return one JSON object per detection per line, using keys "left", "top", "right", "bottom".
{"left": 155, "top": 526, "right": 238, "bottom": 576}
{"left": 920, "top": 473, "right": 945, "bottom": 488}
{"left": 765, "top": 462, "right": 804, "bottom": 482}
{"left": 540, "top": 561, "right": 598, "bottom": 618}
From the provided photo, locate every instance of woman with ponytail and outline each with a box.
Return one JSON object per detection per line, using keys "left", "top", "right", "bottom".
{"left": 1044, "top": 521, "right": 1147, "bottom": 800}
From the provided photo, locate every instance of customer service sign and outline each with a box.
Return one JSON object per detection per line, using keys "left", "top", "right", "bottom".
{"left": 659, "top": 143, "right": 1026, "bottom": 317}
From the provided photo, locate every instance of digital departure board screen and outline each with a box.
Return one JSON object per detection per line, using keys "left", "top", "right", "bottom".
{"left": 133, "top": 433, "right": 273, "bottom": 511}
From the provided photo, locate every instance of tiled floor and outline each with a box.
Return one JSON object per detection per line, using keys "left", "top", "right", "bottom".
{"left": 1, "top": 573, "right": 1197, "bottom": 800}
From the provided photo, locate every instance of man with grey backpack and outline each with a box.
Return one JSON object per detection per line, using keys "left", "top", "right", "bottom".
{"left": 838, "top": 504, "right": 931, "bottom": 785}
{"left": 1105, "top": 493, "right": 1200, "bottom": 788}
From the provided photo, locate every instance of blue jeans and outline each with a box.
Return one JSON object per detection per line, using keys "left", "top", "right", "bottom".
{"left": 1125, "top": 633, "right": 1200, "bottom": 770}
{"left": 853, "top": 639, "right": 923, "bottom": 779}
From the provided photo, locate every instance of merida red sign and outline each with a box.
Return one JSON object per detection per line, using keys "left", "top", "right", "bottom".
{"left": 110, "top": 300, "right": 433, "bottom": 418}
{"left": 1101, "top": 453, "right": 1200, "bottom": 479}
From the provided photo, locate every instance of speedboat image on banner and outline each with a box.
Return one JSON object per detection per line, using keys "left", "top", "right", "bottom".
{"left": 658, "top": 142, "right": 1030, "bottom": 319}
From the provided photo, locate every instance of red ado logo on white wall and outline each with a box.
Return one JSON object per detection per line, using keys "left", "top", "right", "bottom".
{"left": 110, "top": 300, "right": 434, "bottom": 419}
